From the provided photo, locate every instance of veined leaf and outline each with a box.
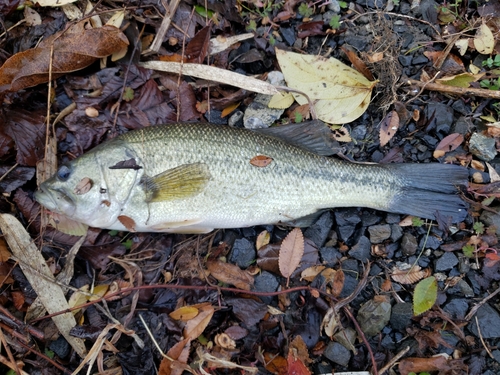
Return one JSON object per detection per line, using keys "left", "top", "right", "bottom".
{"left": 275, "top": 48, "right": 377, "bottom": 124}
{"left": 413, "top": 276, "right": 437, "bottom": 316}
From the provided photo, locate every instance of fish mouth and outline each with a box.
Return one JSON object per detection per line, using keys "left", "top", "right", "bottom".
{"left": 34, "top": 185, "right": 76, "bottom": 217}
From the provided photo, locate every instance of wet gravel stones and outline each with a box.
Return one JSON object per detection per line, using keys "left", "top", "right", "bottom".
{"left": 469, "top": 304, "right": 500, "bottom": 339}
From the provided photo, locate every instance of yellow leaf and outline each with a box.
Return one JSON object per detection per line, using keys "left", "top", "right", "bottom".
{"left": 436, "top": 72, "right": 484, "bottom": 88}
{"left": 170, "top": 306, "right": 200, "bottom": 321}
{"left": 454, "top": 38, "right": 469, "bottom": 56}
{"left": 221, "top": 102, "right": 240, "bottom": 117}
{"left": 268, "top": 92, "right": 294, "bottom": 109}
{"left": 275, "top": 48, "right": 377, "bottom": 124}
{"left": 89, "top": 284, "right": 109, "bottom": 301}
{"left": 474, "top": 24, "right": 494, "bottom": 55}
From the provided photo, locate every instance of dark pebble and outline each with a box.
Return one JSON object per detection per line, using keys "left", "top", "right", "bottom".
{"left": 426, "top": 103, "right": 454, "bottom": 135}
{"left": 361, "top": 210, "right": 382, "bottom": 226}
{"left": 348, "top": 236, "right": 371, "bottom": 262}
{"left": 204, "top": 109, "right": 227, "bottom": 125}
{"left": 343, "top": 34, "right": 369, "bottom": 51}
{"left": 398, "top": 55, "right": 413, "bottom": 66}
{"left": 335, "top": 208, "right": 362, "bottom": 226}
{"left": 435, "top": 252, "right": 458, "bottom": 271}
{"left": 280, "top": 27, "right": 295, "bottom": 46}
{"left": 412, "top": 54, "right": 428, "bottom": 65}
{"left": 443, "top": 298, "right": 468, "bottom": 320}
{"left": 381, "top": 334, "right": 396, "bottom": 350}
{"left": 337, "top": 225, "right": 357, "bottom": 243}
{"left": 340, "top": 274, "right": 358, "bottom": 298}
{"left": 49, "top": 336, "right": 70, "bottom": 359}
{"left": 229, "top": 238, "right": 255, "bottom": 268}
{"left": 390, "top": 303, "right": 413, "bottom": 331}
{"left": 400, "top": 32, "right": 414, "bottom": 48}
{"left": 323, "top": 342, "right": 351, "bottom": 366}
{"left": 357, "top": 298, "right": 391, "bottom": 336}
{"left": 469, "top": 303, "right": 500, "bottom": 338}
{"left": 386, "top": 213, "right": 401, "bottom": 224}
{"left": 451, "top": 101, "right": 469, "bottom": 116}
{"left": 401, "top": 233, "right": 418, "bottom": 256}
{"left": 253, "top": 271, "right": 279, "bottom": 305}
{"left": 390, "top": 224, "right": 403, "bottom": 242}
{"left": 420, "top": 134, "right": 438, "bottom": 147}
{"left": 368, "top": 224, "right": 391, "bottom": 243}
{"left": 320, "top": 246, "right": 341, "bottom": 266}
{"left": 451, "top": 115, "right": 471, "bottom": 134}
{"left": 305, "top": 211, "right": 333, "bottom": 248}
{"left": 351, "top": 124, "right": 367, "bottom": 140}
{"left": 419, "top": 235, "right": 441, "bottom": 250}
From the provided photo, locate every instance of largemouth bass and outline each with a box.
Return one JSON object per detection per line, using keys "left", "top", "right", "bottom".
{"left": 35, "top": 122, "right": 468, "bottom": 233}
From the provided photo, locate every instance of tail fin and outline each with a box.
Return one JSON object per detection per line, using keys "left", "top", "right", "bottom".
{"left": 385, "top": 163, "right": 468, "bottom": 223}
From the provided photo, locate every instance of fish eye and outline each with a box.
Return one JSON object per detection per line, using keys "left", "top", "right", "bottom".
{"left": 57, "top": 165, "right": 71, "bottom": 181}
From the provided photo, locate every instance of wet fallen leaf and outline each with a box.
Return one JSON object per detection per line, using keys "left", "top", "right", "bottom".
{"left": 276, "top": 48, "right": 377, "bottom": 124}
{"left": 433, "top": 133, "right": 464, "bottom": 158}
{"left": 341, "top": 45, "right": 374, "bottom": 81}
{"left": 413, "top": 276, "right": 437, "bottom": 316}
{"left": 206, "top": 260, "right": 254, "bottom": 290}
{"left": 0, "top": 22, "right": 128, "bottom": 93}
{"left": 183, "top": 303, "right": 214, "bottom": 341}
{"left": 158, "top": 338, "right": 191, "bottom": 375}
{"left": 379, "top": 110, "right": 400, "bottom": 147}
{"left": 250, "top": 155, "right": 273, "bottom": 167}
{"left": 330, "top": 268, "right": 345, "bottom": 297}
{"left": 279, "top": 228, "right": 304, "bottom": 280}
{"left": 221, "top": 102, "right": 240, "bottom": 118}
{"left": 264, "top": 352, "right": 288, "bottom": 375}
{"left": 436, "top": 72, "right": 483, "bottom": 87}
{"left": 474, "top": 23, "right": 495, "bottom": 55}
{"left": 399, "top": 355, "right": 455, "bottom": 375}
{"left": 300, "top": 265, "right": 325, "bottom": 282}
{"left": 256, "top": 230, "right": 271, "bottom": 250}
{"left": 74, "top": 177, "right": 93, "bottom": 195}
{"left": 185, "top": 25, "right": 210, "bottom": 63}
{"left": 169, "top": 306, "right": 199, "bottom": 321}
{"left": 0, "top": 166, "right": 35, "bottom": 193}
{"left": 35, "top": 0, "right": 77, "bottom": 5}
{"left": 117, "top": 215, "right": 136, "bottom": 232}
{"left": 287, "top": 351, "right": 311, "bottom": 375}
{"left": 290, "top": 334, "right": 313, "bottom": 365}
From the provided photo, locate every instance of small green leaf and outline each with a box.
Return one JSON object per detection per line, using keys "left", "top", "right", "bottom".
{"left": 413, "top": 276, "right": 437, "bottom": 316}
{"left": 329, "top": 14, "right": 341, "bottom": 29}
{"left": 462, "top": 244, "right": 475, "bottom": 258}
{"left": 122, "top": 239, "right": 133, "bottom": 250}
{"left": 473, "top": 221, "right": 485, "bottom": 234}
{"left": 246, "top": 19, "right": 257, "bottom": 32}
{"left": 294, "top": 111, "right": 303, "bottom": 123}
{"left": 123, "top": 87, "right": 134, "bottom": 102}
{"left": 45, "top": 348, "right": 55, "bottom": 359}
{"left": 339, "top": 1, "right": 348, "bottom": 8}
{"left": 298, "top": 3, "right": 313, "bottom": 18}
{"left": 412, "top": 217, "right": 424, "bottom": 227}
{"left": 194, "top": 5, "right": 214, "bottom": 18}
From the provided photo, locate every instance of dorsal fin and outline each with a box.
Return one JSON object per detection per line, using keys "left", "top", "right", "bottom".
{"left": 255, "top": 120, "right": 341, "bottom": 156}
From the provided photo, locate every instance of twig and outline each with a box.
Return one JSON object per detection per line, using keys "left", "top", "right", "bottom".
{"left": 475, "top": 316, "right": 494, "bottom": 359}
{"left": 465, "top": 286, "right": 500, "bottom": 321}
{"left": 378, "top": 345, "right": 410, "bottom": 374}
{"left": 0, "top": 163, "right": 18, "bottom": 184}
{"left": 405, "top": 72, "right": 440, "bottom": 105}
{"left": 143, "top": 0, "right": 181, "bottom": 55}
{"left": 405, "top": 78, "right": 500, "bottom": 100}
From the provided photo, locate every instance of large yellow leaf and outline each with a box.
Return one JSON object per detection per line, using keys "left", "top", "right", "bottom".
{"left": 276, "top": 48, "right": 377, "bottom": 124}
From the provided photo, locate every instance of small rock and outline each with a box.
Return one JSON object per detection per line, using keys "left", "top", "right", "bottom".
{"left": 253, "top": 271, "right": 279, "bottom": 305}
{"left": 323, "top": 342, "right": 351, "bottom": 366}
{"left": 327, "top": 0, "right": 341, "bottom": 12}
{"left": 337, "top": 225, "right": 357, "bottom": 243}
{"left": 390, "top": 303, "right": 413, "bottom": 331}
{"left": 480, "top": 207, "right": 500, "bottom": 236}
{"left": 469, "top": 303, "right": 500, "bottom": 338}
{"left": 412, "top": 54, "right": 428, "bottom": 65}
{"left": 305, "top": 212, "right": 333, "bottom": 248}
{"left": 351, "top": 124, "right": 367, "bottom": 140}
{"left": 443, "top": 298, "right": 468, "bottom": 320}
{"left": 204, "top": 109, "right": 226, "bottom": 125}
{"left": 361, "top": 210, "right": 381, "bottom": 226}
{"left": 419, "top": 235, "right": 441, "bottom": 250}
{"left": 229, "top": 238, "right": 255, "bottom": 268}
{"left": 435, "top": 252, "right": 459, "bottom": 271}
{"left": 349, "top": 236, "right": 371, "bottom": 262}
{"left": 390, "top": 224, "right": 403, "bottom": 242}
{"left": 280, "top": 27, "right": 295, "bottom": 46}
{"left": 368, "top": 224, "right": 391, "bottom": 243}
{"left": 398, "top": 55, "right": 413, "bottom": 66}
{"left": 357, "top": 297, "right": 392, "bottom": 336}
{"left": 469, "top": 132, "right": 497, "bottom": 161}
{"left": 320, "top": 247, "right": 341, "bottom": 266}
{"left": 228, "top": 110, "right": 244, "bottom": 127}
{"left": 334, "top": 208, "right": 362, "bottom": 226}
{"left": 492, "top": 350, "right": 500, "bottom": 364}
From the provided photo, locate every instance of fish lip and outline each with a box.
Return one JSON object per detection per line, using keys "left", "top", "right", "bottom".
{"left": 35, "top": 185, "right": 76, "bottom": 216}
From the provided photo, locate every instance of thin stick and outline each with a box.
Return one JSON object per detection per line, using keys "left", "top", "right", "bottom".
{"left": 406, "top": 78, "right": 500, "bottom": 100}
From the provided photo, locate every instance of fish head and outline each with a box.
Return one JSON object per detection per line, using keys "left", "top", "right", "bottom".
{"left": 35, "top": 142, "right": 144, "bottom": 229}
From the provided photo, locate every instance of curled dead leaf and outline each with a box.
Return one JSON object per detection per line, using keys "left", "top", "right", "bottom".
{"left": 391, "top": 264, "right": 430, "bottom": 284}
{"left": 250, "top": 155, "right": 273, "bottom": 167}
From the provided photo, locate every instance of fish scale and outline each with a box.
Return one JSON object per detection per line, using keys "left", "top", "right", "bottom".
{"left": 35, "top": 122, "right": 468, "bottom": 233}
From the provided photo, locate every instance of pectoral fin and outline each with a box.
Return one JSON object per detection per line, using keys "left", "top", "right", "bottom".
{"left": 141, "top": 163, "right": 211, "bottom": 202}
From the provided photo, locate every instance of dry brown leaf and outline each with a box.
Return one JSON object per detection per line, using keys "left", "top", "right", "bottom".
{"left": 433, "top": 133, "right": 464, "bottom": 158}
{"left": 331, "top": 268, "right": 345, "bottom": 297}
{"left": 206, "top": 260, "right": 254, "bottom": 290}
{"left": 0, "top": 238, "right": 11, "bottom": 263}
{"left": 250, "top": 155, "right": 273, "bottom": 167}
{"left": 183, "top": 303, "right": 214, "bottom": 341}
{"left": 221, "top": 102, "right": 240, "bottom": 118}
{"left": 391, "top": 264, "right": 429, "bottom": 284}
{"left": 379, "top": 110, "right": 400, "bottom": 147}
{"left": 0, "top": 22, "right": 128, "bottom": 93}
{"left": 341, "top": 45, "right": 374, "bottom": 81}
{"left": 117, "top": 215, "right": 136, "bottom": 232}
{"left": 158, "top": 338, "right": 191, "bottom": 375}
{"left": 279, "top": 228, "right": 305, "bottom": 280}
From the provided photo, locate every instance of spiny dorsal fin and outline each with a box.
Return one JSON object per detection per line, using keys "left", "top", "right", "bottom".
{"left": 255, "top": 120, "right": 341, "bottom": 156}
{"left": 141, "top": 163, "right": 211, "bottom": 202}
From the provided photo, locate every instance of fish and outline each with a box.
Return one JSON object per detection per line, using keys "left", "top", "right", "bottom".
{"left": 34, "top": 121, "right": 468, "bottom": 234}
